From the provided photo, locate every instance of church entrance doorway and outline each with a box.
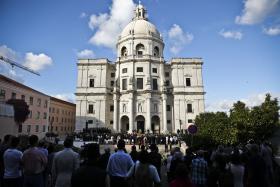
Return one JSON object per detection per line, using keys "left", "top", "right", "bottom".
{"left": 120, "top": 116, "right": 129, "bottom": 133}
{"left": 135, "top": 115, "right": 145, "bottom": 134}
{"left": 151, "top": 115, "right": 160, "bottom": 134}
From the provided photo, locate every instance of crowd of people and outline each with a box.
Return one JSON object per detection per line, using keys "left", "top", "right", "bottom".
{"left": 0, "top": 133, "right": 279, "bottom": 187}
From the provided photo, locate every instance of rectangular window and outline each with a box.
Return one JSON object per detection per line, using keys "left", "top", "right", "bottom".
{"left": 110, "top": 105, "right": 114, "bottom": 112}
{"left": 44, "top": 100, "right": 48, "bottom": 108}
{"left": 88, "top": 104, "right": 94, "bottom": 114}
{"left": 37, "top": 98, "right": 41, "bottom": 107}
{"left": 18, "top": 124, "right": 22, "bottom": 133}
{"left": 27, "top": 125, "right": 31, "bottom": 133}
{"left": 136, "top": 67, "right": 143, "bottom": 72}
{"left": 36, "top": 111, "right": 40, "bottom": 119}
{"left": 35, "top": 125, "right": 39, "bottom": 132}
{"left": 122, "top": 79, "right": 127, "bottom": 90}
{"left": 29, "top": 111, "right": 32, "bottom": 118}
{"left": 43, "top": 125, "right": 46, "bottom": 132}
{"left": 56, "top": 117, "right": 58, "bottom": 122}
{"left": 21, "top": 95, "right": 25, "bottom": 101}
{"left": 187, "top": 104, "right": 193, "bottom": 113}
{"left": 43, "top": 112, "right": 47, "bottom": 119}
{"left": 122, "top": 68, "right": 127, "bottom": 73}
{"left": 61, "top": 126, "right": 63, "bottom": 131}
{"left": 0, "top": 89, "right": 5, "bottom": 100}
{"left": 165, "top": 80, "right": 170, "bottom": 86}
{"left": 11, "top": 92, "right": 16, "bottom": 99}
{"left": 186, "top": 78, "right": 191, "bottom": 87}
{"left": 152, "top": 68, "right": 157, "bottom": 73}
{"left": 165, "top": 72, "right": 170, "bottom": 77}
{"left": 152, "top": 79, "right": 158, "bottom": 90}
{"left": 55, "top": 126, "right": 58, "bottom": 131}
{"left": 167, "top": 105, "right": 171, "bottom": 111}
{"left": 167, "top": 120, "right": 171, "bottom": 124}
{"left": 111, "top": 72, "right": 115, "bottom": 77}
{"left": 188, "top": 119, "right": 193, "bottom": 123}
{"left": 110, "top": 120, "right": 113, "bottom": 124}
{"left": 89, "top": 79, "right": 94, "bottom": 87}
{"left": 88, "top": 120, "right": 93, "bottom": 124}
{"left": 136, "top": 78, "right": 143, "bottom": 89}
{"left": 137, "top": 51, "right": 143, "bottom": 56}
{"left": 57, "top": 109, "right": 59, "bottom": 114}
{"left": 30, "top": 97, "right": 33, "bottom": 105}
{"left": 111, "top": 81, "right": 114, "bottom": 87}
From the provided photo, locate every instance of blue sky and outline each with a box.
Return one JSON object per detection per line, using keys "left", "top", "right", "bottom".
{"left": 0, "top": 0, "right": 279, "bottom": 111}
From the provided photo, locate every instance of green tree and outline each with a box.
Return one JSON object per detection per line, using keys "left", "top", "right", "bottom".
{"left": 6, "top": 99, "right": 30, "bottom": 124}
{"left": 230, "top": 101, "right": 251, "bottom": 143}
{"left": 195, "top": 112, "right": 236, "bottom": 145}
{"left": 249, "top": 94, "right": 279, "bottom": 141}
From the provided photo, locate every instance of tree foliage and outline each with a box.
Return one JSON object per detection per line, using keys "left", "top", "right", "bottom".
{"left": 190, "top": 93, "right": 279, "bottom": 146}
{"left": 6, "top": 99, "right": 30, "bottom": 124}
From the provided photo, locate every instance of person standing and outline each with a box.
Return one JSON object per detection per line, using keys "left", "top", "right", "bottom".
{"left": 191, "top": 150, "right": 208, "bottom": 187}
{"left": 52, "top": 137, "right": 79, "bottom": 187}
{"left": 127, "top": 150, "right": 160, "bottom": 187}
{"left": 0, "top": 135, "right": 11, "bottom": 187}
{"left": 130, "top": 145, "right": 138, "bottom": 163}
{"left": 71, "top": 143, "right": 107, "bottom": 187}
{"left": 22, "top": 135, "right": 48, "bottom": 187}
{"left": 148, "top": 144, "right": 162, "bottom": 179}
{"left": 3, "top": 136, "right": 22, "bottom": 187}
{"left": 99, "top": 147, "right": 111, "bottom": 170}
{"left": 107, "top": 139, "right": 134, "bottom": 187}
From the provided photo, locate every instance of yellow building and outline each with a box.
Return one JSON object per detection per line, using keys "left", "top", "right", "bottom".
{"left": 49, "top": 97, "right": 76, "bottom": 137}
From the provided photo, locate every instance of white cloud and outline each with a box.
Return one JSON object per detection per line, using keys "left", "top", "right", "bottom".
{"left": 219, "top": 29, "right": 243, "bottom": 40}
{"left": 206, "top": 92, "right": 280, "bottom": 112}
{"left": 168, "top": 24, "right": 193, "bottom": 54}
{"left": 0, "top": 45, "right": 24, "bottom": 82}
{"left": 80, "top": 12, "right": 87, "bottom": 18}
{"left": 52, "top": 93, "right": 75, "bottom": 103}
{"left": 88, "top": 0, "right": 135, "bottom": 49}
{"left": 263, "top": 25, "right": 280, "bottom": 35}
{"left": 77, "top": 49, "right": 95, "bottom": 59}
{"left": 235, "top": 0, "right": 279, "bottom": 25}
{"left": 88, "top": 13, "right": 109, "bottom": 30}
{"left": 23, "top": 52, "right": 53, "bottom": 71}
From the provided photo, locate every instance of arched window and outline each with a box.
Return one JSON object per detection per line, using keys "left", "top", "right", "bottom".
{"left": 154, "top": 46, "right": 159, "bottom": 57}
{"left": 136, "top": 43, "right": 145, "bottom": 56}
{"left": 121, "top": 46, "right": 127, "bottom": 57}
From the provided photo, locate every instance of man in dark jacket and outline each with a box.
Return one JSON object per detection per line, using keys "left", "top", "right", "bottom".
{"left": 71, "top": 143, "right": 107, "bottom": 187}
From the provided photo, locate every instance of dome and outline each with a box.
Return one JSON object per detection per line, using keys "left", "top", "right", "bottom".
{"left": 120, "top": 19, "right": 161, "bottom": 39}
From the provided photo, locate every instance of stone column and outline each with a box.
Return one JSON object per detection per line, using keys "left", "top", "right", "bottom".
{"left": 162, "top": 94, "right": 167, "bottom": 133}
{"left": 146, "top": 93, "right": 151, "bottom": 132}
{"left": 129, "top": 93, "right": 134, "bottom": 133}
{"left": 113, "top": 94, "right": 118, "bottom": 132}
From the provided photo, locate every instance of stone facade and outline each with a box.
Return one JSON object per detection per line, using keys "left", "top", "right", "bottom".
{"left": 75, "top": 4, "right": 205, "bottom": 133}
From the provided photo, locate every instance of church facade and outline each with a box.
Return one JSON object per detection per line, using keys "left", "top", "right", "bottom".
{"left": 75, "top": 4, "right": 205, "bottom": 134}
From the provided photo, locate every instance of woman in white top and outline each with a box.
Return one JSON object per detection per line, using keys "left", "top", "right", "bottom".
{"left": 230, "top": 150, "right": 245, "bottom": 187}
{"left": 127, "top": 150, "right": 160, "bottom": 187}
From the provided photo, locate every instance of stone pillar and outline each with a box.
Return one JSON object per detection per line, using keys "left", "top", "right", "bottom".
{"left": 129, "top": 93, "right": 134, "bottom": 133}
{"left": 162, "top": 94, "right": 167, "bottom": 133}
{"left": 146, "top": 93, "right": 151, "bottom": 132}
{"left": 113, "top": 94, "right": 118, "bottom": 132}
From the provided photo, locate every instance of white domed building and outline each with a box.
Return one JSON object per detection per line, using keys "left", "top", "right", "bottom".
{"left": 75, "top": 4, "right": 205, "bottom": 134}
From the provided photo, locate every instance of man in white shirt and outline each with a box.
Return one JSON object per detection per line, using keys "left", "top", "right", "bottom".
{"left": 3, "top": 136, "right": 23, "bottom": 186}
